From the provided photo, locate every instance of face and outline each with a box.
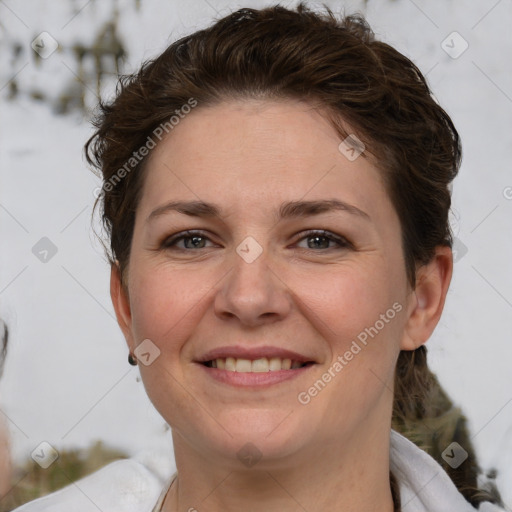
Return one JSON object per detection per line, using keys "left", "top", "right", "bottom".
{"left": 114, "top": 99, "right": 416, "bottom": 466}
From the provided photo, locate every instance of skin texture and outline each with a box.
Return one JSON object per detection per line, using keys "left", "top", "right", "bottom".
{"left": 111, "top": 99, "right": 453, "bottom": 512}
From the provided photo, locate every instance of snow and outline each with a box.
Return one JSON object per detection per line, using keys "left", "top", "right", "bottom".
{"left": 1, "top": 0, "right": 511, "bottom": 506}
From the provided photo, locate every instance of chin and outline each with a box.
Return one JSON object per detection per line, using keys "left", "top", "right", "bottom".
{"left": 211, "top": 409, "right": 314, "bottom": 465}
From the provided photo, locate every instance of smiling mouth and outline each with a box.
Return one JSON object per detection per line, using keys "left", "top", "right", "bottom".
{"left": 202, "top": 357, "right": 314, "bottom": 372}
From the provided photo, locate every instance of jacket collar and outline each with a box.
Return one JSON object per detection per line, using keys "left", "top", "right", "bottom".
{"left": 390, "top": 429, "right": 502, "bottom": 511}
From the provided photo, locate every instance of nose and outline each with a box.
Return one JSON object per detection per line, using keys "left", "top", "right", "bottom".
{"left": 214, "top": 244, "right": 292, "bottom": 327}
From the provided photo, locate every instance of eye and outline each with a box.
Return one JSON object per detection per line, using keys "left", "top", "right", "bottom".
{"left": 161, "top": 230, "right": 216, "bottom": 250}
{"left": 160, "top": 229, "right": 352, "bottom": 252}
{"left": 295, "top": 230, "right": 352, "bottom": 251}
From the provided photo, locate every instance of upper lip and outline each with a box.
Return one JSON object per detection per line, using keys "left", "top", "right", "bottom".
{"left": 196, "top": 345, "right": 316, "bottom": 363}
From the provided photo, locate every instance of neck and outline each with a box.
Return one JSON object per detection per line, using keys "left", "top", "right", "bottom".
{"left": 163, "top": 424, "right": 395, "bottom": 512}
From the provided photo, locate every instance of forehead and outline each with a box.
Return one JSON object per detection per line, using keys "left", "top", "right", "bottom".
{"left": 149, "top": 99, "right": 359, "bottom": 168}
{"left": 138, "top": 99, "right": 392, "bottom": 224}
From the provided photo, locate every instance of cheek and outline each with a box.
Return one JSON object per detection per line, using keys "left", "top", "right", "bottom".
{"left": 302, "top": 263, "right": 406, "bottom": 410}
{"left": 300, "top": 262, "right": 403, "bottom": 342}
{"left": 126, "top": 263, "right": 213, "bottom": 427}
{"left": 301, "top": 269, "right": 405, "bottom": 403}
{"left": 289, "top": 265, "right": 405, "bottom": 441}
{"left": 128, "top": 261, "right": 209, "bottom": 346}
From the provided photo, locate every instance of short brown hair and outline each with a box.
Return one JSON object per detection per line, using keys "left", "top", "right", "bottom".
{"left": 85, "top": 3, "right": 500, "bottom": 506}
{"left": 86, "top": 3, "right": 460, "bottom": 287}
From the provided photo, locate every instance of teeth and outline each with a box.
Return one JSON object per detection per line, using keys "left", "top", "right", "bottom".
{"left": 225, "top": 357, "right": 236, "bottom": 371}
{"left": 208, "top": 357, "right": 307, "bottom": 372}
{"left": 235, "top": 358, "right": 252, "bottom": 372}
{"left": 252, "top": 358, "right": 269, "bottom": 372}
{"left": 269, "top": 357, "right": 282, "bottom": 371}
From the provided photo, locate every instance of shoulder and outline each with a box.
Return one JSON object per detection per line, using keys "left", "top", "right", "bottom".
{"left": 390, "top": 430, "right": 506, "bottom": 512}
{"left": 12, "top": 457, "right": 171, "bottom": 512}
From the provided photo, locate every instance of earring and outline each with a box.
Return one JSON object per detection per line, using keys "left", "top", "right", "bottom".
{"left": 128, "top": 353, "right": 138, "bottom": 366}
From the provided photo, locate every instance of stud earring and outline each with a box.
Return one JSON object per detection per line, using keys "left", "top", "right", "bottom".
{"left": 128, "top": 353, "right": 138, "bottom": 366}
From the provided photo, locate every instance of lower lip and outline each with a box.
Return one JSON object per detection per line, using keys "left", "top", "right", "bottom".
{"left": 196, "top": 363, "right": 314, "bottom": 387}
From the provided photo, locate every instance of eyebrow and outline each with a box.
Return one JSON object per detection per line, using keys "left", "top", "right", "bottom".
{"left": 147, "top": 199, "right": 371, "bottom": 223}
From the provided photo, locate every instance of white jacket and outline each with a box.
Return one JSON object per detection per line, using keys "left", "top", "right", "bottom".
{"left": 13, "top": 430, "right": 506, "bottom": 512}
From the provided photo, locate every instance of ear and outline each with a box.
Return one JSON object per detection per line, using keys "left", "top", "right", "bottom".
{"left": 110, "top": 262, "right": 135, "bottom": 352}
{"left": 401, "top": 245, "right": 453, "bottom": 351}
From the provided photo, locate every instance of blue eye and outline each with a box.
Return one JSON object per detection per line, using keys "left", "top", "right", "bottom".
{"left": 161, "top": 229, "right": 352, "bottom": 251}
{"left": 295, "top": 230, "right": 351, "bottom": 250}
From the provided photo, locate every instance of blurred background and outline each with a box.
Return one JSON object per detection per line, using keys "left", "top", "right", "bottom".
{"left": 0, "top": 0, "right": 511, "bottom": 509}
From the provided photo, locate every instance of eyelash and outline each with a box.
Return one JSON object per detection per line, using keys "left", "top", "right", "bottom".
{"left": 161, "top": 229, "right": 352, "bottom": 252}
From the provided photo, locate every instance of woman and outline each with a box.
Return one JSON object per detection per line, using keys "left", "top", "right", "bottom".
{"left": 14, "top": 3, "right": 507, "bottom": 511}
